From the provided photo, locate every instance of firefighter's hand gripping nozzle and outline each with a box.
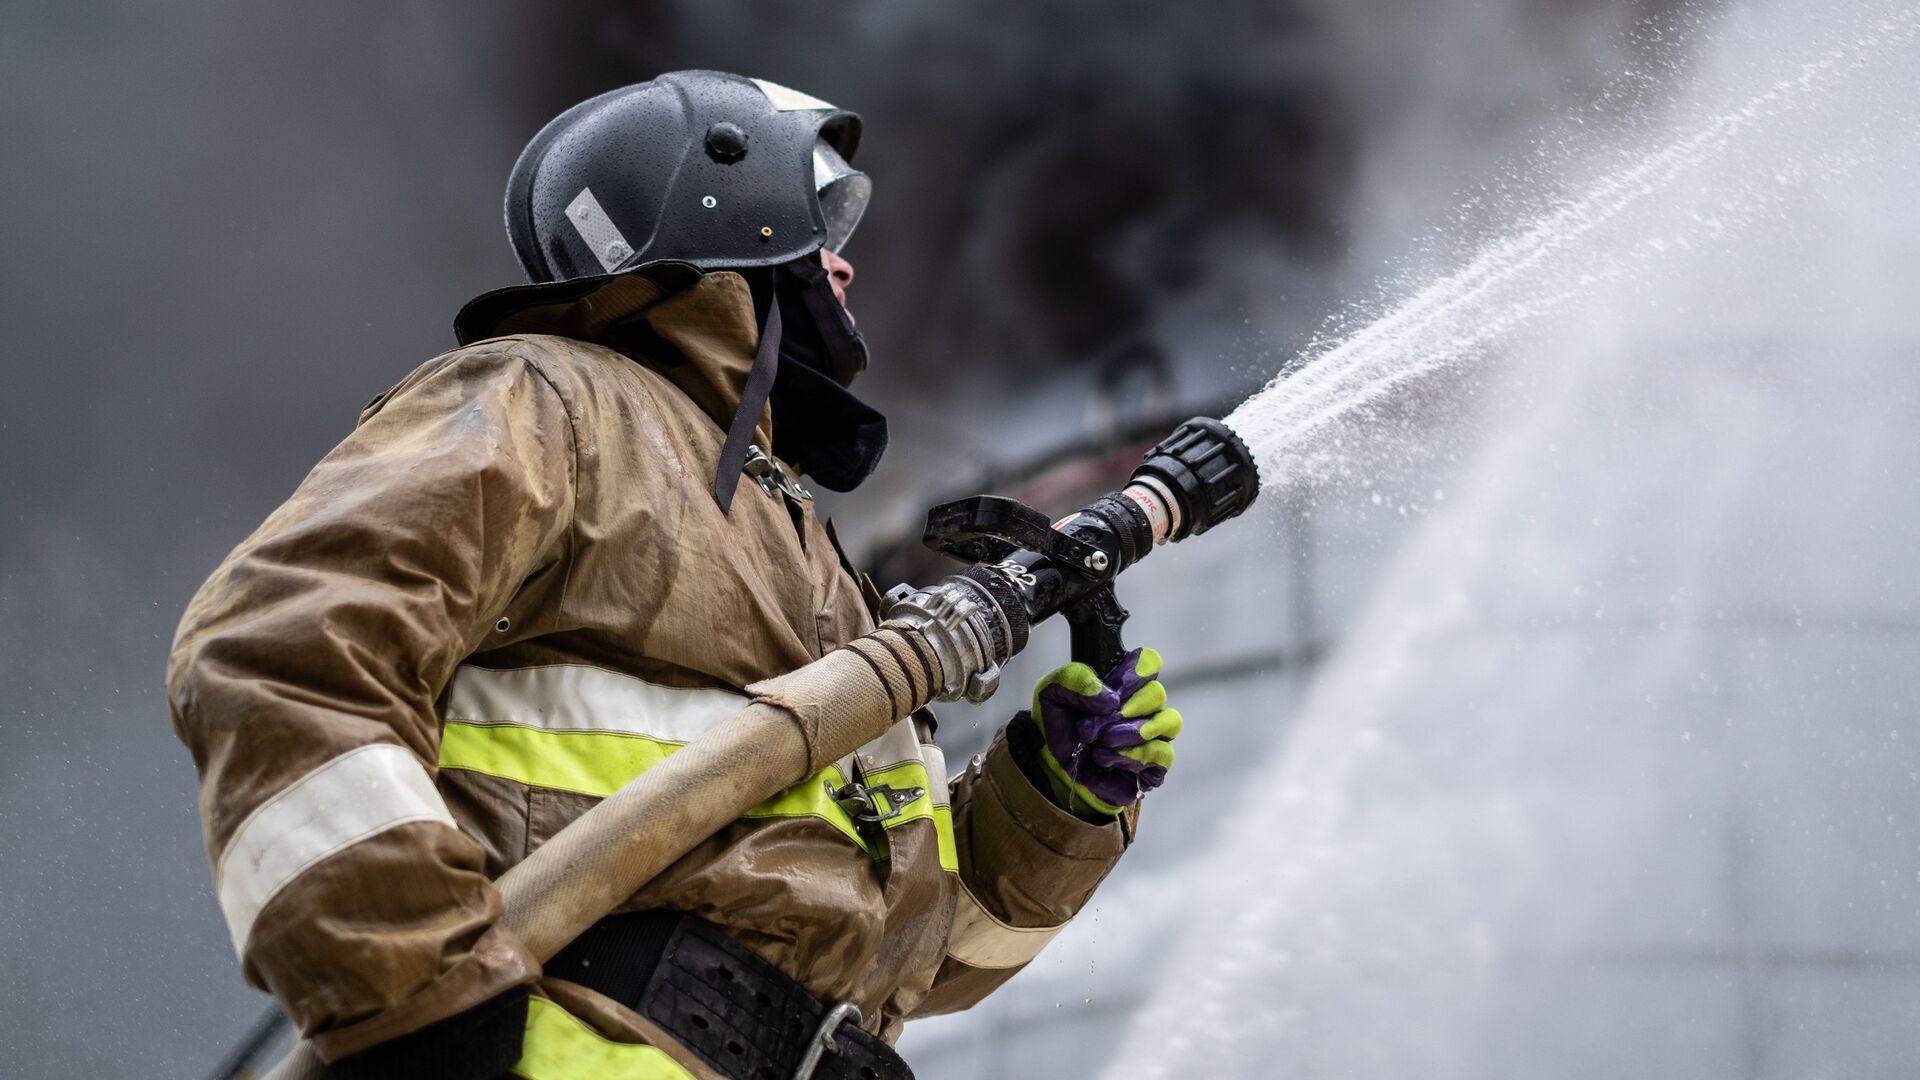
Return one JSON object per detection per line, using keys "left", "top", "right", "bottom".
{"left": 884, "top": 416, "right": 1261, "bottom": 700}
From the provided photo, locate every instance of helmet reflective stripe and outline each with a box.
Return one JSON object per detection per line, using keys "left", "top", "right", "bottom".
{"left": 812, "top": 142, "right": 871, "bottom": 252}
{"left": 749, "top": 76, "right": 836, "bottom": 112}
{"left": 564, "top": 187, "right": 636, "bottom": 273}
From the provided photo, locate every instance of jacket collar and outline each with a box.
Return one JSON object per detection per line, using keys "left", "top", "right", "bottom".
{"left": 453, "top": 262, "right": 773, "bottom": 448}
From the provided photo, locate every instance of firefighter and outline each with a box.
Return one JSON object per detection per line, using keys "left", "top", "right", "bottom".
{"left": 168, "top": 71, "right": 1182, "bottom": 1080}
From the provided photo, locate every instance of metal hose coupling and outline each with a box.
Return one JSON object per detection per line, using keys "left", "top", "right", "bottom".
{"left": 882, "top": 570, "right": 1023, "bottom": 703}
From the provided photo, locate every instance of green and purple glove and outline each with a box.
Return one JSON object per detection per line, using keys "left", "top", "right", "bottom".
{"left": 1031, "top": 647, "right": 1182, "bottom": 817}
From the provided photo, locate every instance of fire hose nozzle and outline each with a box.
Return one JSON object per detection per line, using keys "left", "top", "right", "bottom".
{"left": 1127, "top": 416, "right": 1262, "bottom": 544}
{"left": 896, "top": 413, "right": 1263, "bottom": 688}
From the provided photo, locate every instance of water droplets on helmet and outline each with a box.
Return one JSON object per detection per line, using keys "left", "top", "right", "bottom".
{"left": 500, "top": 70, "right": 868, "bottom": 285}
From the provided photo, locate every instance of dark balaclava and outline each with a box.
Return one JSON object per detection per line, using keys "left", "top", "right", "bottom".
{"left": 762, "top": 255, "right": 888, "bottom": 492}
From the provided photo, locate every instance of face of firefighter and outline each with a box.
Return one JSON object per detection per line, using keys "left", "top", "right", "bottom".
{"left": 820, "top": 247, "right": 856, "bottom": 326}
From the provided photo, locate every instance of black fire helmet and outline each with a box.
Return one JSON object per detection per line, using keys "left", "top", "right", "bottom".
{"left": 454, "top": 71, "right": 869, "bottom": 344}
{"left": 511, "top": 71, "right": 865, "bottom": 281}
{"left": 454, "top": 71, "right": 880, "bottom": 511}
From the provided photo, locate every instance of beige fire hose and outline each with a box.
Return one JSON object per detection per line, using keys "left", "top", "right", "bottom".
{"left": 263, "top": 621, "right": 948, "bottom": 1080}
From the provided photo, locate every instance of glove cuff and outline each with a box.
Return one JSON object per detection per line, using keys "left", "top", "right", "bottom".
{"left": 1012, "top": 713, "right": 1125, "bottom": 820}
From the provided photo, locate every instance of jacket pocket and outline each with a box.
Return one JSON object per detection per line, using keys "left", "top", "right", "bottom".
{"left": 525, "top": 785, "right": 600, "bottom": 860}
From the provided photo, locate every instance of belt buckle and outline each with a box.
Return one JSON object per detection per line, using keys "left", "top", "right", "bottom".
{"left": 791, "top": 1001, "right": 864, "bottom": 1080}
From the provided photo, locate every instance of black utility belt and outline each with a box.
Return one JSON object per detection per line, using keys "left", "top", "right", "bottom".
{"left": 548, "top": 910, "right": 914, "bottom": 1080}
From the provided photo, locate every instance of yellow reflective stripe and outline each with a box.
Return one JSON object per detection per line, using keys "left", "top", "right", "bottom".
{"left": 439, "top": 721, "right": 677, "bottom": 798}
{"left": 740, "top": 763, "right": 871, "bottom": 854}
{"left": 931, "top": 805, "right": 958, "bottom": 873}
{"left": 863, "top": 761, "right": 960, "bottom": 872}
{"left": 439, "top": 723, "right": 957, "bottom": 871}
{"left": 511, "top": 996, "right": 693, "bottom": 1080}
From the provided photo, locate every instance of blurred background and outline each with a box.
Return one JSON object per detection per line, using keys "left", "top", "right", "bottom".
{"left": 6, "top": 0, "right": 1918, "bottom": 1077}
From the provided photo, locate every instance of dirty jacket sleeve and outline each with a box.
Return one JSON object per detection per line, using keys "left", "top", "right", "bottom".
{"left": 166, "top": 345, "right": 575, "bottom": 1066}
{"left": 912, "top": 721, "right": 1140, "bottom": 1016}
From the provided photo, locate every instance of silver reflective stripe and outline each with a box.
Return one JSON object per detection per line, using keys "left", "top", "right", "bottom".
{"left": 839, "top": 718, "right": 952, "bottom": 808}
{"left": 841, "top": 716, "right": 921, "bottom": 780}
{"left": 564, "top": 187, "right": 635, "bottom": 272}
{"left": 920, "top": 741, "right": 952, "bottom": 809}
{"left": 215, "top": 743, "right": 453, "bottom": 956}
{"left": 443, "top": 664, "right": 747, "bottom": 742}
{"left": 946, "top": 881, "right": 1069, "bottom": 971}
{"left": 749, "top": 77, "right": 834, "bottom": 112}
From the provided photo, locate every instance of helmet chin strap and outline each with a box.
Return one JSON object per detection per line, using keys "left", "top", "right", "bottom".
{"left": 712, "top": 283, "right": 784, "bottom": 513}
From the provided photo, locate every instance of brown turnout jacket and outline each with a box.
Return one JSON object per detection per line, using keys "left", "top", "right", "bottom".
{"left": 167, "top": 269, "right": 1134, "bottom": 1070}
